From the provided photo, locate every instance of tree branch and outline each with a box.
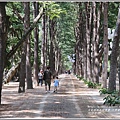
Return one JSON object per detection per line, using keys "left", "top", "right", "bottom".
{"left": 11, "top": 3, "right": 24, "bottom": 21}
{"left": 6, "top": 6, "right": 43, "bottom": 61}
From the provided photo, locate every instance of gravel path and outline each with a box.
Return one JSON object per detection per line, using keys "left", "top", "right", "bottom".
{"left": 0, "top": 74, "right": 120, "bottom": 118}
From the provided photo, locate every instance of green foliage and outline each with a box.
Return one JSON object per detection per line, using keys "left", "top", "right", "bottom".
{"left": 76, "top": 75, "right": 101, "bottom": 89}
{"left": 99, "top": 88, "right": 120, "bottom": 106}
{"left": 76, "top": 75, "right": 83, "bottom": 80}
{"left": 99, "top": 88, "right": 108, "bottom": 95}
{"left": 99, "top": 88, "right": 118, "bottom": 95}
{"left": 4, "top": 2, "right": 120, "bottom": 74}
{"left": 84, "top": 80, "right": 101, "bottom": 89}
{"left": 108, "top": 2, "right": 119, "bottom": 28}
{"left": 103, "top": 95, "right": 120, "bottom": 106}
{"left": 45, "top": 2, "right": 66, "bottom": 20}
{"left": 5, "top": 2, "right": 24, "bottom": 69}
{"left": 56, "top": 2, "right": 77, "bottom": 69}
{"left": 64, "top": 59, "right": 72, "bottom": 70}
{"left": 86, "top": 81, "right": 98, "bottom": 89}
{"left": 83, "top": 79, "right": 88, "bottom": 84}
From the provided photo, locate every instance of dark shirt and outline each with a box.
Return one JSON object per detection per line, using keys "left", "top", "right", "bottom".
{"left": 43, "top": 70, "right": 52, "bottom": 80}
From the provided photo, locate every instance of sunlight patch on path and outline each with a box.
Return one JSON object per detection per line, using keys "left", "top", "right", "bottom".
{"left": 35, "top": 93, "right": 51, "bottom": 118}
{"left": 71, "top": 76, "right": 85, "bottom": 118}
{"left": 35, "top": 78, "right": 65, "bottom": 118}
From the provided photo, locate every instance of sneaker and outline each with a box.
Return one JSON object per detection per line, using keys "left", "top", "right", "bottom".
{"left": 48, "top": 90, "right": 50, "bottom": 93}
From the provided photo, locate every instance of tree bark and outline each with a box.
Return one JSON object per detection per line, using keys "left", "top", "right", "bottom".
{"left": 25, "top": 2, "right": 33, "bottom": 89}
{"left": 102, "top": 2, "right": 108, "bottom": 88}
{"left": 92, "top": 2, "right": 97, "bottom": 83}
{"left": 95, "top": 2, "right": 102, "bottom": 82}
{"left": 49, "top": 19, "right": 56, "bottom": 76}
{"left": 18, "top": 2, "right": 28, "bottom": 93}
{"left": 109, "top": 6, "right": 120, "bottom": 92}
{"left": 33, "top": 2, "right": 39, "bottom": 86}
{"left": 41, "top": 8, "right": 46, "bottom": 71}
{"left": 0, "top": 2, "right": 8, "bottom": 104}
{"left": 3, "top": 63, "right": 20, "bottom": 84}
{"left": 85, "top": 2, "right": 91, "bottom": 81}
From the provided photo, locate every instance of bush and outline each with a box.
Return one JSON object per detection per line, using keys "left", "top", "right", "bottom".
{"left": 103, "top": 95, "right": 120, "bottom": 106}
{"left": 87, "top": 81, "right": 97, "bottom": 88}
{"left": 99, "top": 88, "right": 118, "bottom": 95}
{"left": 76, "top": 75, "right": 83, "bottom": 80}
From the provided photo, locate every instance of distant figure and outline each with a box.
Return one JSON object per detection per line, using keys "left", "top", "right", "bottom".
{"left": 65, "top": 71, "right": 67, "bottom": 74}
{"left": 38, "top": 70, "right": 43, "bottom": 86}
{"left": 68, "top": 70, "right": 71, "bottom": 74}
{"left": 43, "top": 66, "right": 52, "bottom": 93}
{"left": 53, "top": 76, "right": 59, "bottom": 93}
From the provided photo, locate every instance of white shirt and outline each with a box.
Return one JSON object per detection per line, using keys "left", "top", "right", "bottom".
{"left": 38, "top": 72, "right": 43, "bottom": 79}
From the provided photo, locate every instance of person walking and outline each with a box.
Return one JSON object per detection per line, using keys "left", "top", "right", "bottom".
{"left": 43, "top": 66, "right": 52, "bottom": 93}
{"left": 53, "top": 76, "right": 59, "bottom": 93}
{"left": 38, "top": 70, "right": 43, "bottom": 86}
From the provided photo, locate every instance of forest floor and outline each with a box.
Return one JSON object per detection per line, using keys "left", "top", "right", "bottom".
{"left": 0, "top": 74, "right": 120, "bottom": 119}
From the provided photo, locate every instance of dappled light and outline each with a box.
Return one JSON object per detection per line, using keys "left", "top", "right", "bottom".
{"left": 0, "top": 74, "right": 119, "bottom": 118}
{"left": 0, "top": 2, "right": 120, "bottom": 119}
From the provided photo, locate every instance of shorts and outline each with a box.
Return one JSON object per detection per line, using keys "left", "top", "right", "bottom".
{"left": 45, "top": 79, "right": 51, "bottom": 86}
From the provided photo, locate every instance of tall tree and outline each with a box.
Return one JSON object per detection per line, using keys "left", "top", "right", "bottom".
{"left": 25, "top": 2, "right": 33, "bottom": 89}
{"left": 102, "top": 2, "right": 108, "bottom": 88}
{"left": 95, "top": 2, "right": 102, "bottom": 83}
{"left": 74, "top": 2, "right": 82, "bottom": 76}
{"left": 18, "top": 2, "right": 27, "bottom": 93}
{"left": 92, "top": 2, "right": 97, "bottom": 83}
{"left": 49, "top": 18, "right": 56, "bottom": 75}
{"left": 33, "top": 2, "right": 39, "bottom": 86}
{"left": 109, "top": 4, "right": 120, "bottom": 92}
{"left": 41, "top": 8, "right": 46, "bottom": 71}
{"left": 85, "top": 2, "right": 92, "bottom": 81}
{"left": 0, "top": 2, "right": 8, "bottom": 104}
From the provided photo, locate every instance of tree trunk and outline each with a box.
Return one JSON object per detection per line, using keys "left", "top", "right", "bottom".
{"left": 41, "top": 8, "right": 46, "bottom": 71}
{"left": 92, "top": 2, "right": 97, "bottom": 83}
{"left": 102, "top": 2, "right": 108, "bottom": 88}
{"left": 49, "top": 19, "right": 56, "bottom": 76}
{"left": 118, "top": 55, "right": 120, "bottom": 95}
{"left": 95, "top": 2, "right": 102, "bottom": 83}
{"left": 45, "top": 14, "right": 48, "bottom": 70}
{"left": 33, "top": 2, "right": 39, "bottom": 86}
{"left": 74, "top": 2, "right": 83, "bottom": 76}
{"left": 25, "top": 2, "right": 33, "bottom": 89}
{"left": 18, "top": 2, "right": 28, "bottom": 93}
{"left": 0, "top": 2, "right": 8, "bottom": 104}
{"left": 109, "top": 6, "right": 120, "bottom": 92}
{"left": 3, "top": 63, "right": 20, "bottom": 84}
{"left": 85, "top": 2, "right": 91, "bottom": 81}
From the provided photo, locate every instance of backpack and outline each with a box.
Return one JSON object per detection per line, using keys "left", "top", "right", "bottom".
{"left": 43, "top": 70, "right": 52, "bottom": 80}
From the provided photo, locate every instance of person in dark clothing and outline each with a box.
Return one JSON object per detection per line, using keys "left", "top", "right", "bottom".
{"left": 43, "top": 66, "right": 52, "bottom": 93}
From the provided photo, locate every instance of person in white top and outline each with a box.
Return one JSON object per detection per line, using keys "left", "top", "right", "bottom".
{"left": 53, "top": 76, "right": 59, "bottom": 93}
{"left": 38, "top": 70, "right": 43, "bottom": 86}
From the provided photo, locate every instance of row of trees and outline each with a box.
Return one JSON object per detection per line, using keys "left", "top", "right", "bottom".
{"left": 74, "top": 2, "right": 120, "bottom": 93}
{"left": 0, "top": 2, "right": 77, "bottom": 104}
{"left": 0, "top": 2, "right": 120, "bottom": 104}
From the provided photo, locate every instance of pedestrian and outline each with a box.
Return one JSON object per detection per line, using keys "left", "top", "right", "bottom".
{"left": 53, "top": 76, "right": 59, "bottom": 93}
{"left": 38, "top": 70, "right": 43, "bottom": 86}
{"left": 43, "top": 66, "right": 52, "bottom": 93}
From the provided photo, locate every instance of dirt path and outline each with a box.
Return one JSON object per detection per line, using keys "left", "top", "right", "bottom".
{"left": 0, "top": 74, "right": 120, "bottom": 118}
